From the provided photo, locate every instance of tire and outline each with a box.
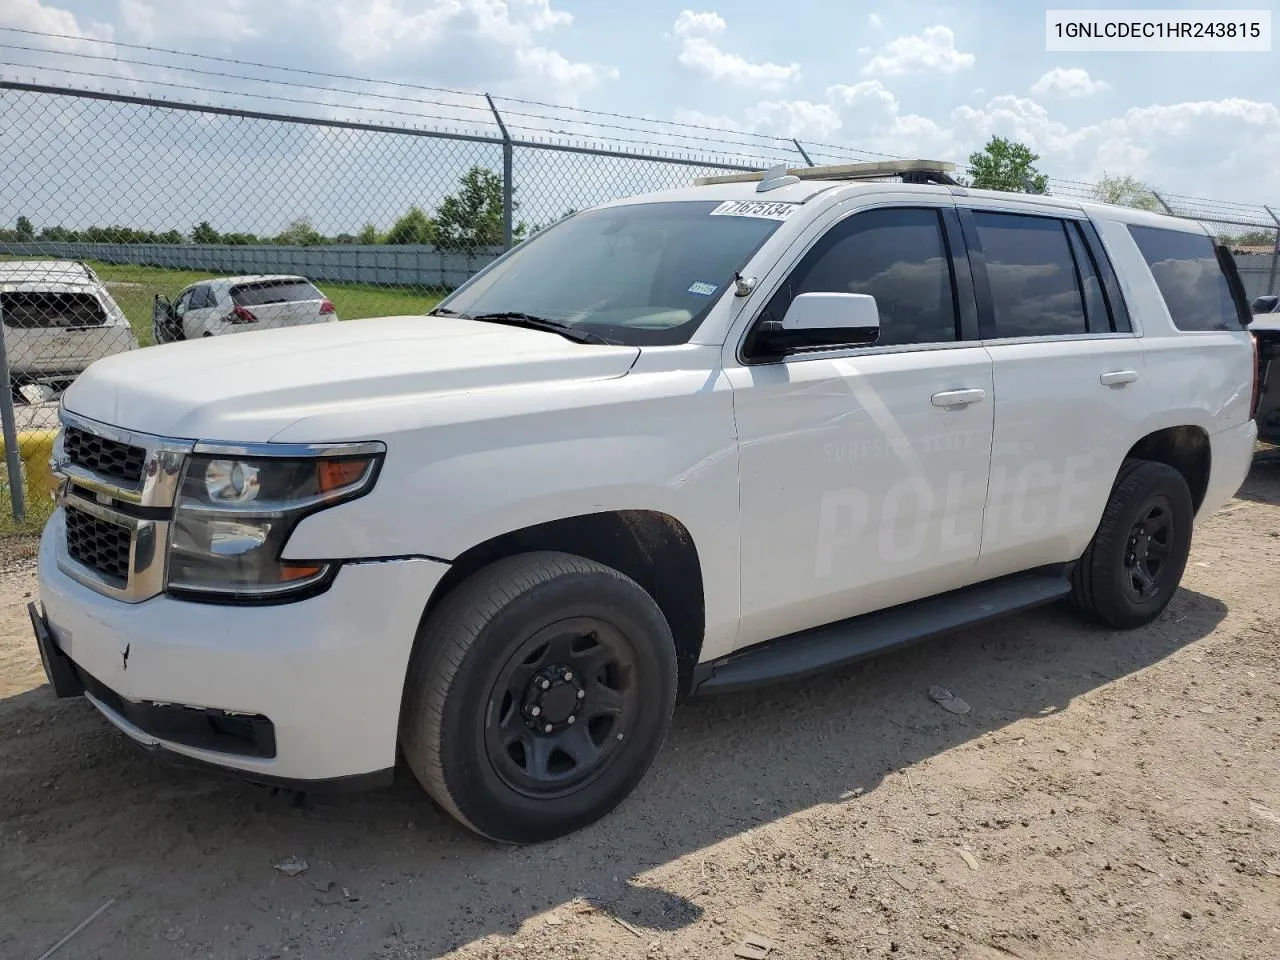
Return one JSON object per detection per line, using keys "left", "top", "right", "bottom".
{"left": 1070, "top": 460, "right": 1194, "bottom": 629}
{"left": 400, "top": 551, "right": 678, "bottom": 844}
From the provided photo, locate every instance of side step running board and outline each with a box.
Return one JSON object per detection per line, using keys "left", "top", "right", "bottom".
{"left": 692, "top": 568, "right": 1072, "bottom": 696}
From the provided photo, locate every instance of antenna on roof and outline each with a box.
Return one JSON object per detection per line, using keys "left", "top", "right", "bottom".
{"left": 695, "top": 158, "right": 959, "bottom": 188}
{"left": 755, "top": 163, "right": 801, "bottom": 192}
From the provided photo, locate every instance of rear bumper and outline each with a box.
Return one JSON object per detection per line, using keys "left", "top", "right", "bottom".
{"left": 1201, "top": 419, "right": 1258, "bottom": 520}
{"left": 37, "top": 518, "right": 450, "bottom": 784}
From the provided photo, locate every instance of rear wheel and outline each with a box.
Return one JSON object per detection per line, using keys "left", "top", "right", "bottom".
{"left": 400, "top": 551, "right": 678, "bottom": 844}
{"left": 1070, "top": 460, "right": 1194, "bottom": 629}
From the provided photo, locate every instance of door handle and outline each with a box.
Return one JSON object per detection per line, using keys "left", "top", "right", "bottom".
{"left": 931, "top": 388, "right": 986, "bottom": 408}
{"left": 1100, "top": 370, "right": 1139, "bottom": 387}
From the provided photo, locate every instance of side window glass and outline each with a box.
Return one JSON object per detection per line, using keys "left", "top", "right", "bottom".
{"left": 192, "top": 286, "right": 213, "bottom": 310}
{"left": 759, "top": 207, "right": 958, "bottom": 347}
{"left": 173, "top": 290, "right": 192, "bottom": 317}
{"left": 973, "top": 211, "right": 1086, "bottom": 338}
{"left": 1064, "top": 222, "right": 1111, "bottom": 333}
{"left": 1127, "top": 225, "right": 1242, "bottom": 331}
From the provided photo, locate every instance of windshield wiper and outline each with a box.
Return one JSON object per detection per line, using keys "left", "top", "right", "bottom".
{"left": 429, "top": 306, "right": 463, "bottom": 316}
{"left": 466, "top": 311, "right": 613, "bottom": 345}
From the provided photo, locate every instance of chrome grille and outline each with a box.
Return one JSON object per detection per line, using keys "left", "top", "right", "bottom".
{"left": 63, "top": 426, "right": 147, "bottom": 486}
{"left": 64, "top": 506, "right": 132, "bottom": 584}
{"left": 53, "top": 412, "right": 195, "bottom": 603}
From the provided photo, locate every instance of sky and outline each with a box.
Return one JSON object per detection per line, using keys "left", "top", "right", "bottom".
{"left": 1, "top": 0, "right": 1278, "bottom": 227}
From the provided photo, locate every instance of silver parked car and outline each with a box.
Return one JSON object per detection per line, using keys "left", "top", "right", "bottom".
{"left": 0, "top": 260, "right": 139, "bottom": 398}
{"left": 153, "top": 274, "right": 339, "bottom": 343}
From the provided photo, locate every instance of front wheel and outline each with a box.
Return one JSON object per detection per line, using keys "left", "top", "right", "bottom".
{"left": 399, "top": 551, "right": 678, "bottom": 844}
{"left": 1070, "top": 460, "right": 1194, "bottom": 629}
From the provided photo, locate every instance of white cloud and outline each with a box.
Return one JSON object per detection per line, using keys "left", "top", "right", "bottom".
{"left": 678, "top": 81, "right": 1280, "bottom": 202}
{"left": 118, "top": 0, "right": 256, "bottom": 42}
{"left": 868, "top": 13, "right": 883, "bottom": 28}
{"left": 308, "top": 0, "right": 615, "bottom": 102}
{"left": 1030, "top": 67, "right": 1109, "bottom": 99}
{"left": 862, "top": 25, "right": 974, "bottom": 77}
{"left": 671, "top": 9, "right": 800, "bottom": 90}
{"left": 0, "top": 0, "right": 112, "bottom": 42}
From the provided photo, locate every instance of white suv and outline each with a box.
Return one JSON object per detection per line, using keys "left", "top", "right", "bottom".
{"left": 152, "top": 274, "right": 338, "bottom": 342}
{"left": 31, "top": 160, "right": 1258, "bottom": 844}
{"left": 0, "top": 260, "right": 138, "bottom": 396}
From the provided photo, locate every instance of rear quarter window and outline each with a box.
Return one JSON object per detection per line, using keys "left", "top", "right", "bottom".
{"left": 1128, "top": 225, "right": 1242, "bottom": 331}
{"left": 231, "top": 280, "right": 322, "bottom": 307}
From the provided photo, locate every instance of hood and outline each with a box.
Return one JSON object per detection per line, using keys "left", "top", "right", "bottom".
{"left": 62, "top": 315, "right": 640, "bottom": 441}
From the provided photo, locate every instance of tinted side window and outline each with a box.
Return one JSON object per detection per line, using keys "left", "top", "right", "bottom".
{"left": 761, "top": 207, "right": 958, "bottom": 347}
{"left": 1128, "top": 225, "right": 1242, "bottom": 331}
{"left": 1064, "top": 222, "right": 1111, "bottom": 334}
{"left": 974, "top": 212, "right": 1086, "bottom": 338}
{"left": 190, "top": 285, "right": 215, "bottom": 309}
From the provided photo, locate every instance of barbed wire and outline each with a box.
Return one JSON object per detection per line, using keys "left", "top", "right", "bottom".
{"left": 0, "top": 23, "right": 1276, "bottom": 231}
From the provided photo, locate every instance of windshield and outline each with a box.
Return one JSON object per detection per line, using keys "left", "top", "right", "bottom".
{"left": 435, "top": 200, "right": 787, "bottom": 345}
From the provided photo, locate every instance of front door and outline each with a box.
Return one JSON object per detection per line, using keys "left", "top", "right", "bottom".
{"left": 727, "top": 203, "right": 996, "bottom": 648}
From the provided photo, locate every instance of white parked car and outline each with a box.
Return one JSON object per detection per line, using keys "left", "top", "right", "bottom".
{"left": 152, "top": 274, "right": 338, "bottom": 342}
{"left": 0, "top": 260, "right": 138, "bottom": 397}
{"left": 32, "top": 160, "right": 1258, "bottom": 844}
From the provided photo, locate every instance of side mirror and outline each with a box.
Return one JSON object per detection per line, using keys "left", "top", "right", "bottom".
{"left": 1253, "top": 295, "right": 1279, "bottom": 314}
{"left": 748, "top": 292, "right": 881, "bottom": 358}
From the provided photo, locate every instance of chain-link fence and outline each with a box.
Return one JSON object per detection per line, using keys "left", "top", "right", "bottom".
{"left": 1, "top": 79, "right": 1278, "bottom": 526}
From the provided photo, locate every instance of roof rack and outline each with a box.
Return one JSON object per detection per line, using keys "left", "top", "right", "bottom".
{"left": 695, "top": 158, "right": 959, "bottom": 192}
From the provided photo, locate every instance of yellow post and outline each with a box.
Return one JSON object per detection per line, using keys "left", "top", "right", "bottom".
{"left": 0, "top": 428, "right": 60, "bottom": 500}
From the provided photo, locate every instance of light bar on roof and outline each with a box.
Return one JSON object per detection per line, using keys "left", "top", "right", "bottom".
{"left": 694, "top": 158, "right": 957, "bottom": 186}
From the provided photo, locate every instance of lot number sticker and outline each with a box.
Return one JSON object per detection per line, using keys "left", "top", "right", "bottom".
{"left": 710, "top": 200, "right": 800, "bottom": 221}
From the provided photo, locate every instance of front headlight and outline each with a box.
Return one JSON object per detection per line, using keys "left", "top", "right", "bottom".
{"left": 166, "top": 445, "right": 383, "bottom": 602}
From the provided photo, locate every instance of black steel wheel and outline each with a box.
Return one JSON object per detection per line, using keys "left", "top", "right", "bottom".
{"left": 484, "top": 617, "right": 639, "bottom": 799}
{"left": 1121, "top": 496, "right": 1175, "bottom": 603}
{"left": 1071, "top": 460, "right": 1193, "bottom": 629}
{"left": 400, "top": 551, "right": 678, "bottom": 844}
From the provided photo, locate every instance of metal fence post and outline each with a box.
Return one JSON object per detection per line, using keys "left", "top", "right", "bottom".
{"left": 1266, "top": 206, "right": 1280, "bottom": 297}
{"left": 792, "top": 139, "right": 814, "bottom": 166}
{"left": 0, "top": 297, "right": 25, "bottom": 522}
{"left": 1152, "top": 192, "right": 1175, "bottom": 215}
{"left": 485, "top": 94, "right": 514, "bottom": 251}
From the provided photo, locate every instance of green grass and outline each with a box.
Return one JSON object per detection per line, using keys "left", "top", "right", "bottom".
{"left": 70, "top": 261, "right": 445, "bottom": 346}
{"left": 0, "top": 474, "right": 55, "bottom": 536}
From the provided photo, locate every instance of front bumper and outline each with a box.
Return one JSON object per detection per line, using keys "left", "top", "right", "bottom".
{"left": 37, "top": 512, "right": 449, "bottom": 785}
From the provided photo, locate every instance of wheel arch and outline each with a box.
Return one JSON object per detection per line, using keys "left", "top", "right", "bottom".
{"left": 1123, "top": 424, "right": 1211, "bottom": 513}
{"left": 421, "top": 510, "right": 707, "bottom": 697}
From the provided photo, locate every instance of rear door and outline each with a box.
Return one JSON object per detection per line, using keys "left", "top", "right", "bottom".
{"left": 231, "top": 279, "right": 326, "bottom": 330}
{"left": 963, "top": 202, "right": 1149, "bottom": 580}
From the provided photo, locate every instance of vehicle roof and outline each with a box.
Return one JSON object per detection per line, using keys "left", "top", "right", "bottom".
{"left": 0, "top": 259, "right": 103, "bottom": 291}
{"left": 597, "top": 178, "right": 1212, "bottom": 235}
{"left": 183, "top": 274, "right": 314, "bottom": 294}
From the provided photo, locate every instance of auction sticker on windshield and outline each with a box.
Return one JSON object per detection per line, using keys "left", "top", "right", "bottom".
{"left": 709, "top": 200, "right": 800, "bottom": 220}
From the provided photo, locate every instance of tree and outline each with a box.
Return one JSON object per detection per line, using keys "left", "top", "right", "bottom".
{"left": 1092, "top": 173, "right": 1160, "bottom": 211}
{"left": 433, "top": 166, "right": 524, "bottom": 250}
{"left": 14, "top": 216, "right": 34, "bottom": 241}
{"left": 357, "top": 223, "right": 382, "bottom": 245}
{"left": 275, "top": 217, "right": 323, "bottom": 246}
{"left": 384, "top": 206, "right": 433, "bottom": 245}
{"left": 38, "top": 225, "right": 79, "bottom": 242}
{"left": 191, "top": 221, "right": 220, "bottom": 244}
{"left": 966, "top": 136, "right": 1048, "bottom": 194}
{"left": 1220, "top": 229, "right": 1277, "bottom": 248}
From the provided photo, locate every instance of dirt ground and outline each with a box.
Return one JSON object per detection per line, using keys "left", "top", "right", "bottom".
{"left": 2, "top": 465, "right": 1279, "bottom": 960}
